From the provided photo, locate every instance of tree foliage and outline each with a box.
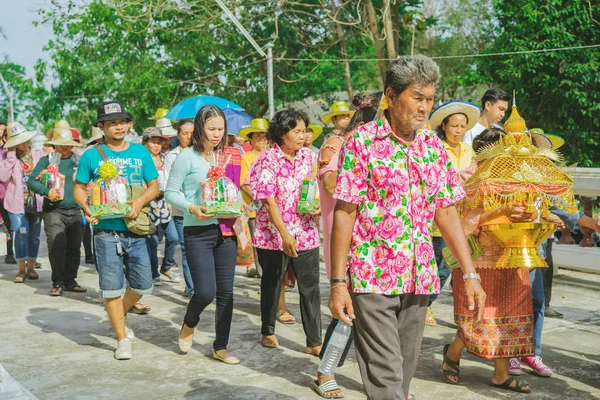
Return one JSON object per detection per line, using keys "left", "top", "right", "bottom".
{"left": 475, "top": 0, "right": 600, "bottom": 166}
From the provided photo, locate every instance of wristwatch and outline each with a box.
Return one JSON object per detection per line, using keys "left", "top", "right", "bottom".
{"left": 463, "top": 273, "right": 481, "bottom": 281}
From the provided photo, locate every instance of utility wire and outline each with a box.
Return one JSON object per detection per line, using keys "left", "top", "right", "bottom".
{"left": 275, "top": 44, "right": 600, "bottom": 62}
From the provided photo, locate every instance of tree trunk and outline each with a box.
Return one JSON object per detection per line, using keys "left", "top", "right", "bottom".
{"left": 330, "top": 0, "right": 353, "bottom": 101}
{"left": 382, "top": 0, "right": 397, "bottom": 59}
{"left": 363, "top": 0, "right": 387, "bottom": 83}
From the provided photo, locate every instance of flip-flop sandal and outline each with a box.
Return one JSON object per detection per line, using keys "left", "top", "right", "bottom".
{"left": 26, "top": 270, "right": 39, "bottom": 280}
{"left": 493, "top": 376, "right": 531, "bottom": 393}
{"left": 129, "top": 304, "right": 151, "bottom": 315}
{"left": 277, "top": 310, "right": 296, "bottom": 324}
{"left": 442, "top": 344, "right": 461, "bottom": 384}
{"left": 312, "top": 379, "right": 344, "bottom": 399}
{"left": 425, "top": 307, "right": 437, "bottom": 326}
{"left": 64, "top": 285, "right": 87, "bottom": 293}
{"left": 50, "top": 285, "right": 64, "bottom": 296}
{"left": 14, "top": 273, "right": 25, "bottom": 283}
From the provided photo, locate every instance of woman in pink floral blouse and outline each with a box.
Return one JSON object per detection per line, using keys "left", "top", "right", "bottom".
{"left": 248, "top": 109, "right": 322, "bottom": 353}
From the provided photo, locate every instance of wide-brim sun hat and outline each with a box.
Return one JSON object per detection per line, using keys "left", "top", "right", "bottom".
{"left": 307, "top": 124, "right": 323, "bottom": 140}
{"left": 321, "top": 101, "right": 355, "bottom": 125}
{"left": 148, "top": 108, "right": 169, "bottom": 121}
{"left": 428, "top": 100, "right": 480, "bottom": 132}
{"left": 4, "top": 122, "right": 38, "bottom": 148}
{"left": 529, "top": 128, "right": 564, "bottom": 150}
{"left": 239, "top": 118, "right": 269, "bottom": 140}
{"left": 46, "top": 119, "right": 80, "bottom": 140}
{"left": 155, "top": 117, "right": 178, "bottom": 137}
{"left": 86, "top": 127, "right": 105, "bottom": 147}
{"left": 45, "top": 127, "right": 82, "bottom": 147}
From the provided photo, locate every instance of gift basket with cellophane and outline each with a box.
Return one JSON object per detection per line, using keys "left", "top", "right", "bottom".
{"left": 90, "top": 161, "right": 131, "bottom": 219}
{"left": 199, "top": 152, "right": 241, "bottom": 216}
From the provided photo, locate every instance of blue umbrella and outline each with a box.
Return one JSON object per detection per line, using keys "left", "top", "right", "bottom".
{"left": 166, "top": 96, "right": 243, "bottom": 120}
{"left": 223, "top": 108, "right": 252, "bottom": 135}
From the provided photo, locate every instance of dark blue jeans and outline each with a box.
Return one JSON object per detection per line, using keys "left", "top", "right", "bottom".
{"left": 174, "top": 216, "right": 193, "bottom": 296}
{"left": 429, "top": 236, "right": 451, "bottom": 307}
{"left": 530, "top": 241, "right": 547, "bottom": 357}
{"left": 183, "top": 224, "right": 237, "bottom": 351}
{"left": 147, "top": 219, "right": 178, "bottom": 279}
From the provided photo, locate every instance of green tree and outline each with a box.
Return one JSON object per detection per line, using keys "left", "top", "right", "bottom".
{"left": 476, "top": 0, "right": 600, "bottom": 167}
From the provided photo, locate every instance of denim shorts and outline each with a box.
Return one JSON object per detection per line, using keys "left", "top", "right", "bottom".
{"left": 94, "top": 229, "right": 153, "bottom": 298}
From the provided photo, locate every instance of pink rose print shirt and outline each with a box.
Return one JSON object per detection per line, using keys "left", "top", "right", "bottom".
{"left": 249, "top": 144, "right": 320, "bottom": 251}
{"left": 333, "top": 115, "right": 466, "bottom": 296}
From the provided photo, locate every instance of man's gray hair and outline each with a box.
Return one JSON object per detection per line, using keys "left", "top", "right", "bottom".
{"left": 384, "top": 55, "right": 440, "bottom": 96}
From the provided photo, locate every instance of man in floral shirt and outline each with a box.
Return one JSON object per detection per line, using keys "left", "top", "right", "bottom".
{"left": 329, "top": 55, "right": 486, "bottom": 399}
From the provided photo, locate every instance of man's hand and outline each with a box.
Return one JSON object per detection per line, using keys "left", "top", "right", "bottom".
{"left": 48, "top": 188, "right": 62, "bottom": 202}
{"left": 82, "top": 206, "right": 99, "bottom": 225}
{"left": 328, "top": 284, "right": 356, "bottom": 326}
{"left": 189, "top": 204, "right": 215, "bottom": 221}
{"left": 126, "top": 198, "right": 145, "bottom": 219}
{"left": 543, "top": 213, "right": 566, "bottom": 229}
{"left": 282, "top": 232, "right": 298, "bottom": 258}
{"left": 464, "top": 278, "right": 486, "bottom": 321}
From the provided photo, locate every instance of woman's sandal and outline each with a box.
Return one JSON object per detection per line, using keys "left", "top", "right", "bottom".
{"left": 312, "top": 379, "right": 344, "bottom": 399}
{"left": 14, "top": 272, "right": 26, "bottom": 283}
{"left": 26, "top": 270, "right": 39, "bottom": 280}
{"left": 277, "top": 310, "right": 296, "bottom": 324}
{"left": 50, "top": 285, "right": 64, "bottom": 296}
{"left": 493, "top": 376, "right": 532, "bottom": 393}
{"left": 261, "top": 335, "right": 278, "bottom": 348}
{"left": 442, "top": 344, "right": 461, "bottom": 384}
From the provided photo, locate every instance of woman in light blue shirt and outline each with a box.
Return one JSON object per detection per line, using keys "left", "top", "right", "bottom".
{"left": 165, "top": 105, "right": 239, "bottom": 365}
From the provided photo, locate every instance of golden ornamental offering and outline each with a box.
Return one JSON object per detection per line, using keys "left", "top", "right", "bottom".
{"left": 463, "top": 96, "right": 578, "bottom": 268}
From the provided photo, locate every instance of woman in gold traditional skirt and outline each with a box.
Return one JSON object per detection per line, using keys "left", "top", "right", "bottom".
{"left": 442, "top": 128, "right": 538, "bottom": 394}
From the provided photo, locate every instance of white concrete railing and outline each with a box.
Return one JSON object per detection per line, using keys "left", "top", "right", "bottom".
{"left": 565, "top": 167, "right": 600, "bottom": 197}
{"left": 554, "top": 168, "right": 600, "bottom": 273}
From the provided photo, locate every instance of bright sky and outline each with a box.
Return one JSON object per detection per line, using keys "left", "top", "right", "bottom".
{"left": 1, "top": 0, "right": 54, "bottom": 78}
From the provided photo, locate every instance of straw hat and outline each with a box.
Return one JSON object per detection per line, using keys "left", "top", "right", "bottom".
{"left": 46, "top": 120, "right": 80, "bottom": 140}
{"left": 86, "top": 127, "right": 104, "bottom": 147}
{"left": 529, "top": 128, "right": 564, "bottom": 150}
{"left": 155, "top": 118, "right": 177, "bottom": 137}
{"left": 321, "top": 101, "right": 354, "bottom": 125}
{"left": 307, "top": 124, "right": 323, "bottom": 140}
{"left": 428, "top": 100, "right": 480, "bottom": 132}
{"left": 3, "top": 122, "right": 38, "bottom": 148}
{"left": 148, "top": 108, "right": 169, "bottom": 121}
{"left": 45, "top": 128, "right": 82, "bottom": 147}
{"left": 239, "top": 118, "right": 269, "bottom": 140}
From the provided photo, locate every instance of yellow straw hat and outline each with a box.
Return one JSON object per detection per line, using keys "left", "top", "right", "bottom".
{"left": 321, "top": 101, "right": 354, "bottom": 125}
{"left": 148, "top": 108, "right": 170, "bottom": 121}
{"left": 45, "top": 128, "right": 82, "bottom": 147}
{"left": 239, "top": 118, "right": 269, "bottom": 140}
{"left": 529, "top": 128, "right": 565, "bottom": 150}
{"left": 307, "top": 124, "right": 323, "bottom": 140}
{"left": 86, "top": 127, "right": 105, "bottom": 147}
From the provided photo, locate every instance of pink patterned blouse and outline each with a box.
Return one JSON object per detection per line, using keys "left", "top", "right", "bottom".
{"left": 249, "top": 144, "right": 319, "bottom": 251}
{"left": 333, "top": 115, "right": 466, "bottom": 295}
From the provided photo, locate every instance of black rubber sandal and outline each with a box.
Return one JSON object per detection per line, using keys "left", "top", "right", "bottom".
{"left": 493, "top": 376, "right": 531, "bottom": 393}
{"left": 442, "top": 344, "right": 461, "bottom": 384}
